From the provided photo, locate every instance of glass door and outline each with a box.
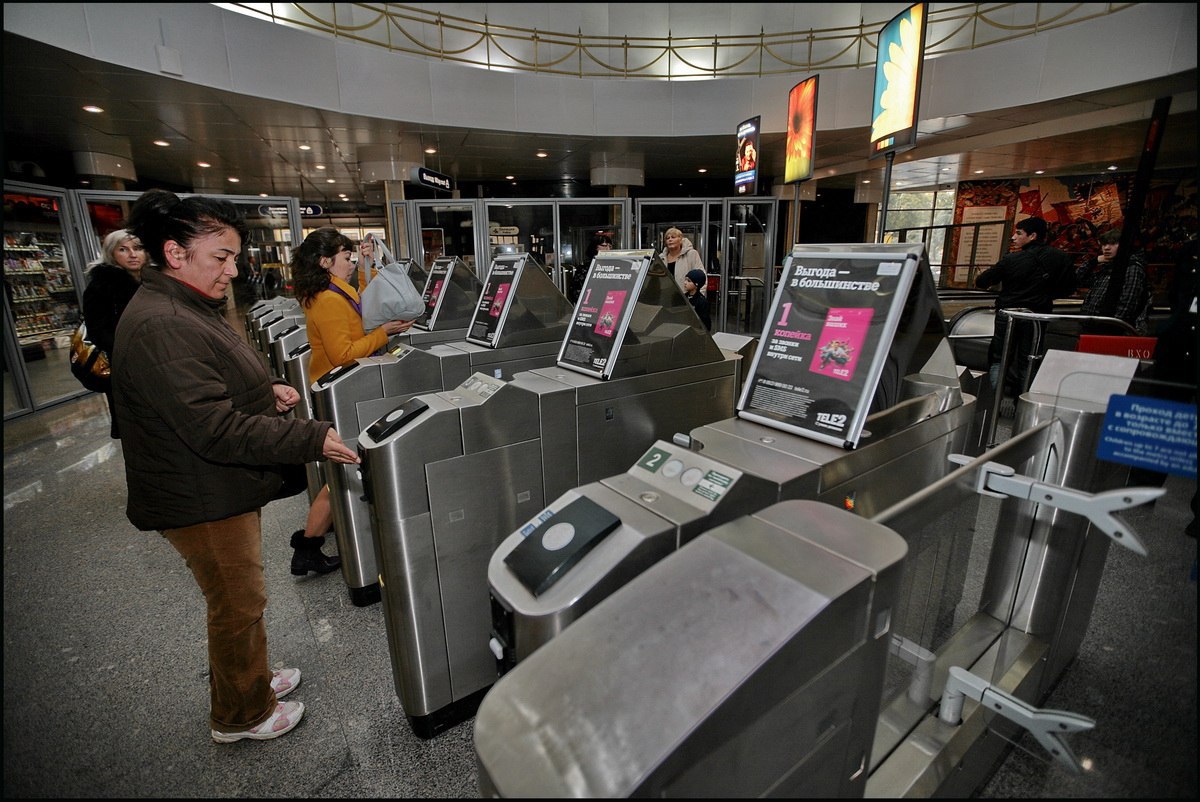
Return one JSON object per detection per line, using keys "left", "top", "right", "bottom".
{"left": 408, "top": 201, "right": 483, "bottom": 279}
{"left": 3, "top": 182, "right": 91, "bottom": 417}
{"left": 720, "top": 198, "right": 778, "bottom": 335}
{"left": 483, "top": 199, "right": 556, "bottom": 286}
{"left": 555, "top": 199, "right": 630, "bottom": 302}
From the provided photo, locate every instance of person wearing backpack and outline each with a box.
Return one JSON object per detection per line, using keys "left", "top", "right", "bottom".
{"left": 975, "top": 216, "right": 1074, "bottom": 397}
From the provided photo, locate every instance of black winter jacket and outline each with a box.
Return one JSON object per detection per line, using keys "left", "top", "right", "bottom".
{"left": 82, "top": 262, "right": 140, "bottom": 358}
{"left": 975, "top": 240, "right": 1074, "bottom": 313}
{"left": 113, "top": 269, "right": 331, "bottom": 530}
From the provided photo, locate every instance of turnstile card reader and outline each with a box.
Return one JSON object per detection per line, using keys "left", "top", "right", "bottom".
{"left": 475, "top": 500, "right": 908, "bottom": 798}
{"left": 502, "top": 495, "right": 621, "bottom": 597}
{"left": 269, "top": 323, "right": 307, "bottom": 378}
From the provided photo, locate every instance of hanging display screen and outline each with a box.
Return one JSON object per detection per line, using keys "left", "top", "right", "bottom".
{"left": 467, "top": 254, "right": 525, "bottom": 346}
{"left": 737, "top": 249, "right": 918, "bottom": 448}
{"left": 784, "top": 76, "right": 819, "bottom": 184}
{"left": 556, "top": 254, "right": 646, "bottom": 379}
{"left": 869, "top": 1, "right": 927, "bottom": 159}
{"left": 734, "top": 116, "right": 761, "bottom": 195}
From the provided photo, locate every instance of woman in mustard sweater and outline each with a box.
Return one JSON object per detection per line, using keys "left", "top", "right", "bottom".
{"left": 289, "top": 227, "right": 413, "bottom": 575}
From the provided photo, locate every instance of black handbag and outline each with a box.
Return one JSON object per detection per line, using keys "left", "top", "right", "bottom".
{"left": 273, "top": 462, "right": 310, "bottom": 500}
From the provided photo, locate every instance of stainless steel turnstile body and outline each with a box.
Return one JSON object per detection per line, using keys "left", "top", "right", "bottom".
{"left": 312, "top": 331, "right": 572, "bottom": 606}
{"left": 280, "top": 340, "right": 324, "bottom": 503}
{"left": 269, "top": 323, "right": 308, "bottom": 378}
{"left": 488, "top": 375, "right": 972, "bottom": 667}
{"left": 359, "top": 353, "right": 740, "bottom": 736}
{"left": 475, "top": 500, "right": 909, "bottom": 797}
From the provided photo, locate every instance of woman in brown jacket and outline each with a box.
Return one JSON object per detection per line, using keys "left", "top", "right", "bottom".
{"left": 113, "top": 189, "right": 360, "bottom": 743}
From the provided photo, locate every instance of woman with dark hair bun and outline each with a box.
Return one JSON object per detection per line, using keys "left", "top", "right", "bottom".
{"left": 115, "top": 189, "right": 361, "bottom": 743}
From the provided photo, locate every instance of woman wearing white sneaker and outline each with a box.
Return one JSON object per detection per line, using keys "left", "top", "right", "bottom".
{"left": 114, "top": 190, "right": 362, "bottom": 743}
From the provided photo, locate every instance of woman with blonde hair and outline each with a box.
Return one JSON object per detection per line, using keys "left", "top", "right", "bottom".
{"left": 659, "top": 227, "right": 704, "bottom": 291}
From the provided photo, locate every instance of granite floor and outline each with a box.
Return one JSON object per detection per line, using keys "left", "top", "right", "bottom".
{"left": 3, "top": 328, "right": 1195, "bottom": 798}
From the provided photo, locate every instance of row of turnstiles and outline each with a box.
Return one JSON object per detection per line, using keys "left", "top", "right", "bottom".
{"left": 246, "top": 244, "right": 1158, "bottom": 797}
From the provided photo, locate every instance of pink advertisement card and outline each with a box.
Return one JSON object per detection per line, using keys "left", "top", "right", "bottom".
{"left": 593, "top": 290, "right": 626, "bottom": 338}
{"left": 809, "top": 307, "right": 874, "bottom": 381}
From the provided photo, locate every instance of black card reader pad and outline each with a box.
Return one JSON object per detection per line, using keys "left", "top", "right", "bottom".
{"left": 364, "top": 397, "right": 429, "bottom": 442}
{"left": 504, "top": 496, "right": 620, "bottom": 596}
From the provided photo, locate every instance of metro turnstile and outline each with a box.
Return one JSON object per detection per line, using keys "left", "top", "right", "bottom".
{"left": 358, "top": 348, "right": 741, "bottom": 737}
{"left": 475, "top": 500, "right": 909, "bottom": 797}
{"left": 487, "top": 243, "right": 968, "bottom": 668}
{"left": 269, "top": 322, "right": 308, "bottom": 378}
{"left": 475, "top": 352, "right": 1164, "bottom": 797}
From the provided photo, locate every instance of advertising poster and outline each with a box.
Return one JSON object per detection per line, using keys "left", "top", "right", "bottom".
{"left": 784, "top": 76, "right": 818, "bottom": 184}
{"left": 735, "top": 116, "right": 760, "bottom": 196}
{"left": 869, "top": 2, "right": 927, "bottom": 159}
{"left": 467, "top": 255, "right": 523, "bottom": 345}
{"left": 738, "top": 251, "right": 916, "bottom": 448}
{"left": 557, "top": 255, "right": 645, "bottom": 378}
{"left": 417, "top": 258, "right": 452, "bottom": 328}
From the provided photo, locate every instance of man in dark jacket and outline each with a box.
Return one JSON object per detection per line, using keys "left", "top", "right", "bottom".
{"left": 975, "top": 216, "right": 1074, "bottom": 395}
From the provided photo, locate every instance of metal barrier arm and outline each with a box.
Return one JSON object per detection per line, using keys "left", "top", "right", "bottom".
{"left": 938, "top": 666, "right": 1096, "bottom": 774}
{"left": 947, "top": 456, "right": 1162, "bottom": 556}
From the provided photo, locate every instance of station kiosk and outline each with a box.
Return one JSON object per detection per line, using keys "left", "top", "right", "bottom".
{"left": 314, "top": 255, "right": 575, "bottom": 605}
{"left": 486, "top": 243, "right": 973, "bottom": 668}
{"left": 357, "top": 250, "right": 742, "bottom": 737}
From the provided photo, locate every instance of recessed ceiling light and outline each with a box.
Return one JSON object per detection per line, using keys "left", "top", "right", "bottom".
{"left": 698, "top": 168, "right": 708, "bottom": 173}
{"left": 227, "top": 177, "right": 240, "bottom": 183}
{"left": 536, "top": 151, "right": 548, "bottom": 158}
{"left": 326, "top": 178, "right": 335, "bottom": 184}
{"left": 941, "top": 167, "right": 952, "bottom": 172}
{"left": 80, "top": 179, "right": 91, "bottom": 185}
{"left": 973, "top": 169, "right": 985, "bottom": 174}
{"left": 511, "top": 181, "right": 518, "bottom": 185}
{"left": 197, "top": 161, "right": 211, "bottom": 168}
{"left": 82, "top": 105, "right": 104, "bottom": 114}
{"left": 299, "top": 145, "right": 311, "bottom": 151}
{"left": 505, "top": 175, "right": 515, "bottom": 180}
{"left": 153, "top": 140, "right": 170, "bottom": 147}
{"left": 315, "top": 164, "right": 326, "bottom": 170}
{"left": 896, "top": 181, "right": 906, "bottom": 187}
{"left": 1035, "top": 170, "right": 1045, "bottom": 175}
{"left": 424, "top": 147, "right": 437, "bottom": 154}
{"left": 1107, "top": 165, "right": 1118, "bottom": 171}
{"left": 862, "top": 179, "right": 871, "bottom": 184}
{"left": 338, "top": 194, "right": 347, "bottom": 199}
{"left": 259, "top": 193, "right": 268, "bottom": 198}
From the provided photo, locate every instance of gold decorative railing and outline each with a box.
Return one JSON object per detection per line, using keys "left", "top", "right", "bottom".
{"left": 220, "top": 3, "right": 1136, "bottom": 79}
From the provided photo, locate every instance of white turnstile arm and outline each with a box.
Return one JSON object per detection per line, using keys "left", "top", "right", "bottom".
{"left": 938, "top": 666, "right": 1095, "bottom": 774}
{"left": 948, "top": 455, "right": 1163, "bottom": 556}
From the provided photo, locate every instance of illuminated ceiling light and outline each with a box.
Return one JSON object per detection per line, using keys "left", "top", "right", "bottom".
{"left": 1107, "top": 165, "right": 1118, "bottom": 171}
{"left": 80, "top": 179, "right": 91, "bottom": 185}
{"left": 424, "top": 147, "right": 437, "bottom": 154}
{"left": 862, "top": 179, "right": 871, "bottom": 184}
{"left": 259, "top": 193, "right": 268, "bottom": 198}
{"left": 941, "top": 167, "right": 952, "bottom": 172}
{"left": 1035, "top": 169, "right": 1045, "bottom": 175}
{"left": 973, "top": 169, "right": 985, "bottom": 174}
{"left": 153, "top": 140, "right": 170, "bottom": 147}
{"left": 326, "top": 178, "right": 335, "bottom": 184}
{"left": 511, "top": 181, "right": 518, "bottom": 186}
{"left": 896, "top": 181, "right": 906, "bottom": 187}
{"left": 299, "top": 144, "right": 311, "bottom": 151}
{"left": 227, "top": 177, "right": 240, "bottom": 183}
{"left": 505, "top": 175, "right": 515, "bottom": 180}
{"left": 315, "top": 164, "right": 326, "bottom": 170}
{"left": 536, "top": 151, "right": 549, "bottom": 158}
{"left": 698, "top": 168, "right": 708, "bottom": 173}
{"left": 197, "top": 161, "right": 211, "bottom": 168}
{"left": 82, "top": 105, "right": 104, "bottom": 113}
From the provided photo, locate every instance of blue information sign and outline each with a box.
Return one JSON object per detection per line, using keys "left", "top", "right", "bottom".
{"left": 1097, "top": 394, "right": 1197, "bottom": 478}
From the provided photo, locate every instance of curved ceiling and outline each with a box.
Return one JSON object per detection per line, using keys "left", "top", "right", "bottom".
{"left": 3, "top": 31, "right": 1196, "bottom": 206}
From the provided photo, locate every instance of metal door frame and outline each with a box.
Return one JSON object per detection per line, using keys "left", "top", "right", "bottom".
{"left": 719, "top": 197, "right": 778, "bottom": 333}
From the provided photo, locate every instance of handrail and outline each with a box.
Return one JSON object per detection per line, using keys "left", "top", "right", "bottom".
{"left": 985, "top": 309, "right": 1140, "bottom": 447}
{"left": 221, "top": 3, "right": 1137, "bottom": 80}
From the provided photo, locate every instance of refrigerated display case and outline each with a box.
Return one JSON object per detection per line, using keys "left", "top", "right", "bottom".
{"left": 3, "top": 182, "right": 90, "bottom": 417}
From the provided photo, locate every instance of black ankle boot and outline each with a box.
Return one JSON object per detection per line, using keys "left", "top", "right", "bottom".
{"left": 289, "top": 530, "right": 341, "bottom": 576}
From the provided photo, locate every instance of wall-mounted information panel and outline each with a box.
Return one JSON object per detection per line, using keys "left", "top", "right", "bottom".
{"left": 556, "top": 250, "right": 652, "bottom": 380}
{"left": 737, "top": 244, "right": 923, "bottom": 449}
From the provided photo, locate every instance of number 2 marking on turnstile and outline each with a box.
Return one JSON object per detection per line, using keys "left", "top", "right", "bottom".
{"left": 776, "top": 302, "right": 793, "bottom": 326}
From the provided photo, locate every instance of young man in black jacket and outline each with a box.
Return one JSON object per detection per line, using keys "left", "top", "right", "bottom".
{"left": 975, "top": 216, "right": 1074, "bottom": 396}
